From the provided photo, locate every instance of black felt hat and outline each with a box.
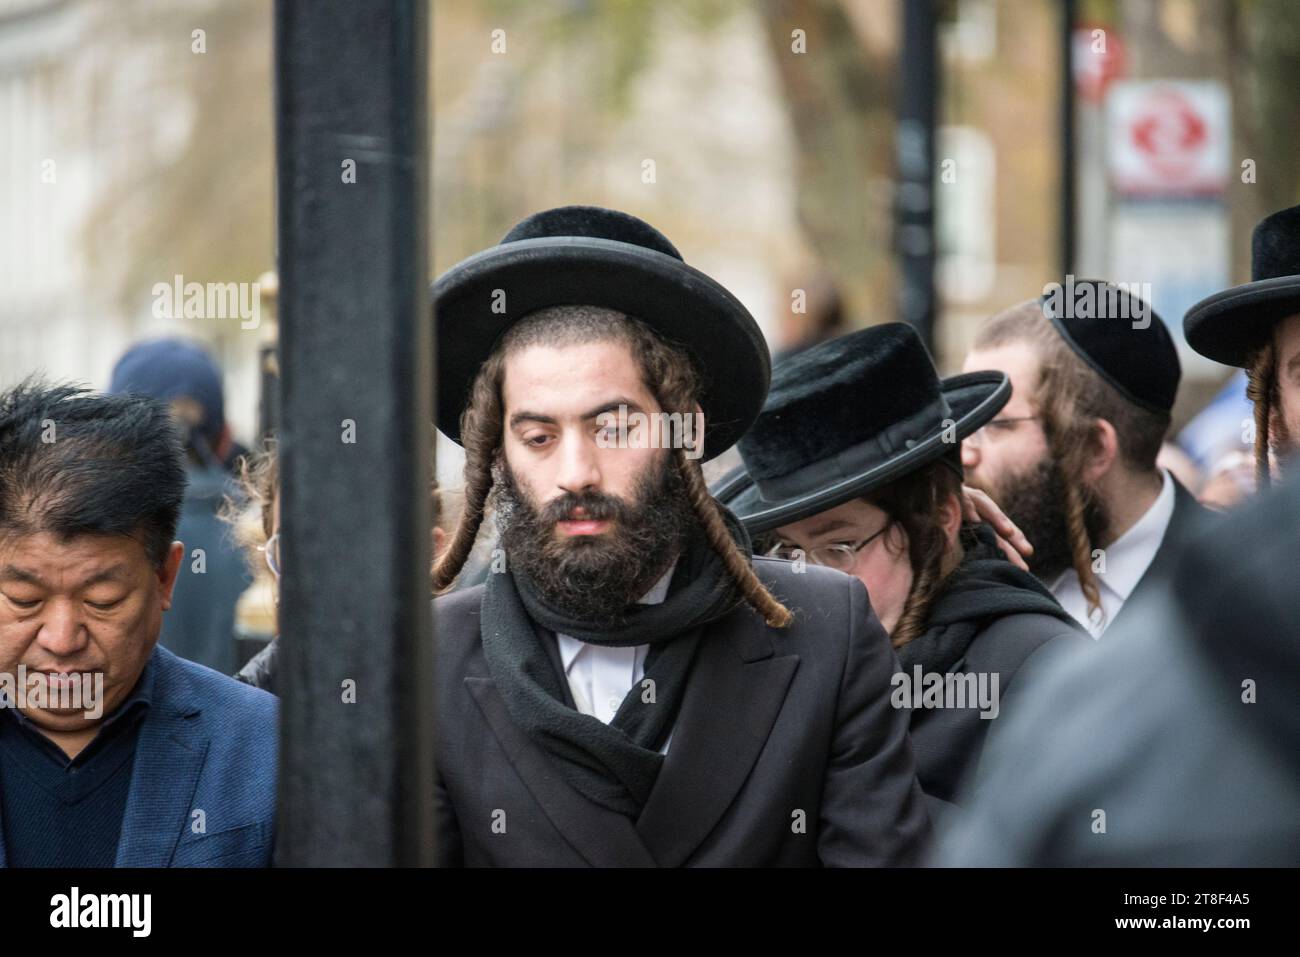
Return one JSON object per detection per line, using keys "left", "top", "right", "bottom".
{"left": 709, "top": 323, "right": 1010, "bottom": 535}
{"left": 1184, "top": 204, "right": 1300, "bottom": 368}
{"left": 1039, "top": 278, "right": 1179, "bottom": 414}
{"left": 431, "top": 205, "right": 770, "bottom": 462}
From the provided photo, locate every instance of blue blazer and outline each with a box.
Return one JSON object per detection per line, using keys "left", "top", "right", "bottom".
{"left": 0, "top": 645, "right": 278, "bottom": 868}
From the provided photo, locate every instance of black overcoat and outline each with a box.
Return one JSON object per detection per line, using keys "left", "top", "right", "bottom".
{"left": 432, "top": 559, "right": 932, "bottom": 867}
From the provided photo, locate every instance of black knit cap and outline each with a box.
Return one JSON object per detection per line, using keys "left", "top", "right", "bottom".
{"left": 1039, "top": 278, "right": 1180, "bottom": 414}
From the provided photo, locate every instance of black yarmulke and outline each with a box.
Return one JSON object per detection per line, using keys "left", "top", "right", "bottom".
{"left": 1040, "top": 278, "right": 1180, "bottom": 414}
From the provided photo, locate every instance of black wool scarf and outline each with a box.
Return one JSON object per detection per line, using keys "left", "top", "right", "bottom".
{"left": 896, "top": 523, "right": 1079, "bottom": 674}
{"left": 480, "top": 506, "right": 752, "bottom": 817}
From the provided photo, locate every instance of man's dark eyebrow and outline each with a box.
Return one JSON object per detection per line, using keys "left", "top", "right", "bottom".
{"left": 1284, "top": 348, "right": 1300, "bottom": 379}
{"left": 79, "top": 565, "right": 130, "bottom": 588}
{"left": 0, "top": 565, "right": 131, "bottom": 590}
{"left": 508, "top": 410, "right": 558, "bottom": 430}
{"left": 0, "top": 566, "right": 46, "bottom": 588}
{"left": 582, "top": 397, "right": 645, "bottom": 421}
{"left": 508, "top": 398, "right": 646, "bottom": 431}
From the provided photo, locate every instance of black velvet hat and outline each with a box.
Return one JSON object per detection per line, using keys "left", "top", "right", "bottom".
{"left": 1184, "top": 204, "right": 1300, "bottom": 368}
{"left": 1039, "top": 278, "right": 1179, "bottom": 414}
{"left": 431, "top": 205, "right": 770, "bottom": 462}
{"left": 709, "top": 323, "right": 1010, "bottom": 535}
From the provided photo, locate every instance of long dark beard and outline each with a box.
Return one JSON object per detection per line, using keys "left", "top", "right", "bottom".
{"left": 988, "top": 457, "right": 1110, "bottom": 582}
{"left": 494, "top": 452, "right": 696, "bottom": 627}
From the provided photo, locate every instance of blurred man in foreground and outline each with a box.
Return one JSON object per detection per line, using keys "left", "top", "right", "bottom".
{"left": 939, "top": 474, "right": 1300, "bottom": 866}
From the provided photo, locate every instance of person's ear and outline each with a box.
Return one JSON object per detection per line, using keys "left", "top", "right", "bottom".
{"left": 939, "top": 492, "right": 963, "bottom": 542}
{"left": 158, "top": 541, "right": 185, "bottom": 610}
{"left": 883, "top": 519, "right": 909, "bottom": 556}
{"left": 432, "top": 525, "right": 447, "bottom": 559}
{"left": 1082, "top": 418, "right": 1120, "bottom": 484}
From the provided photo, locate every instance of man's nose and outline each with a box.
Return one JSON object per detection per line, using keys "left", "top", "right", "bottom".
{"left": 555, "top": 433, "right": 602, "bottom": 494}
{"left": 961, "top": 438, "right": 980, "bottom": 471}
{"left": 36, "top": 601, "right": 90, "bottom": 658}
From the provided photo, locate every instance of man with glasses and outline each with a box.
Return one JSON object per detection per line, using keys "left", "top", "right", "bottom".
{"left": 764, "top": 524, "right": 891, "bottom": 572}
{"left": 716, "top": 323, "right": 1085, "bottom": 814}
{"left": 962, "top": 281, "right": 1212, "bottom": 637}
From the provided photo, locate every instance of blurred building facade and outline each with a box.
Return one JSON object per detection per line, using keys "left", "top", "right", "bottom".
{"left": 0, "top": 0, "right": 272, "bottom": 442}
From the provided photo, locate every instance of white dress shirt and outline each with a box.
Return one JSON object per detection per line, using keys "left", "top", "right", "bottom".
{"left": 1051, "top": 469, "right": 1176, "bottom": 638}
{"left": 556, "top": 560, "right": 679, "bottom": 754}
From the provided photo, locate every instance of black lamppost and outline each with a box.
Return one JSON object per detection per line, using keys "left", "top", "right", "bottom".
{"left": 273, "top": 0, "right": 434, "bottom": 867}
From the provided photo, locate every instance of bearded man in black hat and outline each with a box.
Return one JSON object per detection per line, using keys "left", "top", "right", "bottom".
{"left": 1185, "top": 203, "right": 1300, "bottom": 490}
{"left": 428, "top": 205, "right": 931, "bottom": 867}
{"left": 961, "top": 280, "right": 1212, "bottom": 638}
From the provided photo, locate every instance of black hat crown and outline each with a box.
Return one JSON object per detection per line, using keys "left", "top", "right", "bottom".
{"left": 1251, "top": 204, "right": 1300, "bottom": 283}
{"left": 738, "top": 323, "right": 949, "bottom": 501}
{"left": 499, "top": 205, "right": 683, "bottom": 261}
{"left": 1183, "top": 203, "right": 1300, "bottom": 368}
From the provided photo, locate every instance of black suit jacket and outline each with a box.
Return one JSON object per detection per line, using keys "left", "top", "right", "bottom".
{"left": 432, "top": 558, "right": 932, "bottom": 866}
{"left": 1108, "top": 477, "right": 1212, "bottom": 635}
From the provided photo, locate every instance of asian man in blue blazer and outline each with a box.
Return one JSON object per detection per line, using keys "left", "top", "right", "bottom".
{"left": 0, "top": 381, "right": 276, "bottom": 868}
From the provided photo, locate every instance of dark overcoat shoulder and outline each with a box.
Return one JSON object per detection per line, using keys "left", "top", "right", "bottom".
{"left": 431, "top": 557, "right": 932, "bottom": 867}
{"left": 906, "top": 611, "right": 1086, "bottom": 812}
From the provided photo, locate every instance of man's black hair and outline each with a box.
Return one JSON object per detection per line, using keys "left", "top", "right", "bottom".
{"left": 0, "top": 379, "right": 187, "bottom": 567}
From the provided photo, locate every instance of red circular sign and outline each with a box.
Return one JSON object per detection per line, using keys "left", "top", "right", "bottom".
{"left": 1129, "top": 88, "right": 1208, "bottom": 179}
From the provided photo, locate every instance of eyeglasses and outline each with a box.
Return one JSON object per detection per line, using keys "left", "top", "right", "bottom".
{"left": 259, "top": 533, "right": 281, "bottom": 580}
{"left": 965, "top": 415, "right": 1040, "bottom": 447}
{"left": 763, "top": 523, "right": 891, "bottom": 572}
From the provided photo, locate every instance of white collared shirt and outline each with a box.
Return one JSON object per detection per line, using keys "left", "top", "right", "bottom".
{"left": 1051, "top": 469, "right": 1176, "bottom": 638}
{"left": 555, "top": 560, "right": 678, "bottom": 754}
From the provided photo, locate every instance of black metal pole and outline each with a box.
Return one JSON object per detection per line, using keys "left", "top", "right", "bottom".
{"left": 1060, "top": 0, "right": 1077, "bottom": 277}
{"left": 896, "top": 0, "right": 939, "bottom": 351}
{"left": 273, "top": 0, "right": 433, "bottom": 866}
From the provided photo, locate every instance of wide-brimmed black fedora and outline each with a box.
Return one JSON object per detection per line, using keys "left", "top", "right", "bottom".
{"left": 1185, "top": 204, "right": 1300, "bottom": 368}
{"left": 431, "top": 205, "right": 770, "bottom": 462}
{"left": 710, "top": 322, "right": 1010, "bottom": 535}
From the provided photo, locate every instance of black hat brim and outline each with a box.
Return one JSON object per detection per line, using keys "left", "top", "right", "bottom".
{"left": 711, "top": 371, "right": 1010, "bottom": 535}
{"left": 1184, "top": 275, "right": 1300, "bottom": 368}
{"left": 432, "top": 236, "right": 770, "bottom": 462}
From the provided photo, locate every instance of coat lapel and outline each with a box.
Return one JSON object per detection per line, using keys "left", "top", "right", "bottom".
{"left": 1115, "top": 478, "right": 1210, "bottom": 629}
{"left": 114, "top": 653, "right": 209, "bottom": 867}
{"left": 465, "top": 676, "right": 657, "bottom": 867}
{"left": 635, "top": 613, "right": 799, "bottom": 867}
